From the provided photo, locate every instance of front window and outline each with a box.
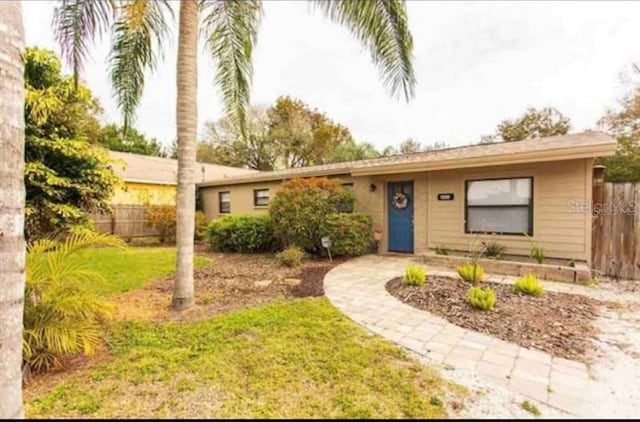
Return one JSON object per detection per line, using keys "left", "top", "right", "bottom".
{"left": 219, "top": 191, "right": 230, "bottom": 214}
{"left": 465, "top": 177, "right": 533, "bottom": 235}
{"left": 254, "top": 189, "right": 269, "bottom": 207}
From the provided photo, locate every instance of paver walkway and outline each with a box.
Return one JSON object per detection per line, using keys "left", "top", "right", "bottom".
{"left": 324, "top": 255, "right": 601, "bottom": 416}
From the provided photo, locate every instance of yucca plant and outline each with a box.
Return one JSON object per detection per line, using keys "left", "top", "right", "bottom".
{"left": 524, "top": 233, "right": 545, "bottom": 264}
{"left": 23, "top": 232, "right": 125, "bottom": 375}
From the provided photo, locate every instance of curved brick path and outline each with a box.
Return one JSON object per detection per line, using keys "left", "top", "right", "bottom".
{"left": 324, "top": 255, "right": 597, "bottom": 416}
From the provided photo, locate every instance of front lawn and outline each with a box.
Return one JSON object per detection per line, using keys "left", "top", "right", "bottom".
{"left": 26, "top": 299, "right": 459, "bottom": 419}
{"left": 75, "top": 247, "right": 210, "bottom": 295}
{"left": 25, "top": 247, "right": 464, "bottom": 418}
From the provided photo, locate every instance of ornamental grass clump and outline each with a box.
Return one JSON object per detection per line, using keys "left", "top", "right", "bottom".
{"left": 403, "top": 265, "right": 427, "bottom": 286}
{"left": 467, "top": 286, "right": 496, "bottom": 310}
{"left": 457, "top": 263, "right": 485, "bottom": 284}
{"left": 513, "top": 274, "right": 544, "bottom": 297}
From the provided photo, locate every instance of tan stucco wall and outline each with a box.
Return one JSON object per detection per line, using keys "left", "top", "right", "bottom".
{"left": 200, "top": 180, "right": 283, "bottom": 220}
{"left": 199, "top": 158, "right": 594, "bottom": 262}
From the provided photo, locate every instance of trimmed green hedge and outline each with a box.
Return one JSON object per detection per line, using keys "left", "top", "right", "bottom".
{"left": 321, "top": 213, "right": 373, "bottom": 257}
{"left": 207, "top": 214, "right": 279, "bottom": 253}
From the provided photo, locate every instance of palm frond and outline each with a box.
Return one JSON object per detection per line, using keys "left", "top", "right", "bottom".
{"left": 312, "top": 0, "right": 416, "bottom": 101}
{"left": 24, "top": 232, "right": 123, "bottom": 373}
{"left": 109, "top": 0, "right": 173, "bottom": 131}
{"left": 53, "top": 0, "right": 116, "bottom": 89}
{"left": 202, "top": 0, "right": 263, "bottom": 139}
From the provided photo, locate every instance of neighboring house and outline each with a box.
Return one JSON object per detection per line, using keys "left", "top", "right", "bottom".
{"left": 109, "top": 151, "right": 258, "bottom": 206}
{"left": 198, "top": 132, "right": 617, "bottom": 265}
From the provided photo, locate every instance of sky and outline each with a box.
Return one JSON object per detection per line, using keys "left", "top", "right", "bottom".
{"left": 22, "top": 0, "right": 640, "bottom": 150}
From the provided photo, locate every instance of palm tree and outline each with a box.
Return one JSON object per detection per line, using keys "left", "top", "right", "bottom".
{"left": 53, "top": 0, "right": 416, "bottom": 311}
{"left": 0, "top": 1, "right": 26, "bottom": 418}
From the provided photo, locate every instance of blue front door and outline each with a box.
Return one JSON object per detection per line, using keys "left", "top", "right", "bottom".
{"left": 387, "top": 181, "right": 414, "bottom": 253}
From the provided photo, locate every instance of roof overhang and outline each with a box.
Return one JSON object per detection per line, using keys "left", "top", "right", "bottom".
{"left": 351, "top": 143, "right": 617, "bottom": 176}
{"left": 197, "top": 133, "right": 618, "bottom": 187}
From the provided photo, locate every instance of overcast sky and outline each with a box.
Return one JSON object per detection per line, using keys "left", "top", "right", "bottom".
{"left": 23, "top": 0, "right": 640, "bottom": 150}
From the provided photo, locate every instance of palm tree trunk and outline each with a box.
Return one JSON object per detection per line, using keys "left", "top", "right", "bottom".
{"left": 173, "top": 0, "right": 198, "bottom": 311}
{"left": 0, "top": 1, "right": 26, "bottom": 419}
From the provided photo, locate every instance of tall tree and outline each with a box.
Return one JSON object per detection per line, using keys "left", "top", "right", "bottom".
{"left": 598, "top": 63, "right": 640, "bottom": 182}
{"left": 54, "top": 0, "right": 416, "bottom": 310}
{"left": 23, "top": 47, "right": 120, "bottom": 241}
{"left": 331, "top": 141, "right": 380, "bottom": 162}
{"left": 268, "top": 96, "right": 353, "bottom": 168}
{"left": 201, "top": 105, "right": 276, "bottom": 170}
{"left": 98, "top": 123, "right": 166, "bottom": 157}
{"left": 0, "top": 2, "right": 25, "bottom": 418}
{"left": 484, "top": 107, "right": 571, "bottom": 143}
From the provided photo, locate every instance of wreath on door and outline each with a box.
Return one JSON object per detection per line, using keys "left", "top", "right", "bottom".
{"left": 392, "top": 191, "right": 409, "bottom": 209}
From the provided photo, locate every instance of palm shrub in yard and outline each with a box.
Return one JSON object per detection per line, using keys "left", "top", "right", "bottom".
{"left": 270, "top": 178, "right": 354, "bottom": 253}
{"left": 23, "top": 232, "right": 123, "bottom": 375}
{"left": 207, "top": 214, "right": 279, "bottom": 253}
{"left": 513, "top": 274, "right": 544, "bottom": 297}
{"left": 467, "top": 286, "right": 496, "bottom": 310}
{"left": 320, "top": 213, "right": 373, "bottom": 256}
{"left": 404, "top": 265, "right": 427, "bottom": 286}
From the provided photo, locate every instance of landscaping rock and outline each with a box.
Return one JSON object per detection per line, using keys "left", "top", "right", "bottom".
{"left": 282, "top": 278, "right": 302, "bottom": 286}
{"left": 254, "top": 279, "right": 273, "bottom": 288}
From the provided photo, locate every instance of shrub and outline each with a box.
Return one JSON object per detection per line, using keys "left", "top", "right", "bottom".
{"left": 207, "top": 214, "right": 279, "bottom": 253}
{"left": 457, "top": 263, "right": 485, "bottom": 284}
{"left": 403, "top": 265, "right": 427, "bottom": 286}
{"left": 513, "top": 274, "right": 544, "bottom": 297}
{"left": 434, "top": 245, "right": 450, "bottom": 256}
{"left": 320, "top": 213, "right": 373, "bottom": 256}
{"left": 145, "top": 205, "right": 176, "bottom": 244}
{"left": 23, "top": 232, "right": 123, "bottom": 374}
{"left": 467, "top": 286, "right": 496, "bottom": 310}
{"left": 276, "top": 246, "right": 305, "bottom": 267}
{"left": 525, "top": 233, "right": 545, "bottom": 264}
{"left": 269, "top": 177, "right": 355, "bottom": 253}
{"left": 194, "top": 211, "right": 209, "bottom": 241}
{"left": 482, "top": 241, "right": 505, "bottom": 258}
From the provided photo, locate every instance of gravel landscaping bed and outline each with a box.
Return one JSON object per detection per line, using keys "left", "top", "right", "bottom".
{"left": 386, "top": 276, "right": 603, "bottom": 362}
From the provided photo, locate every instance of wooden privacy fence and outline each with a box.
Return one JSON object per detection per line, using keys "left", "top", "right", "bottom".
{"left": 591, "top": 179, "right": 640, "bottom": 280}
{"left": 90, "top": 204, "right": 159, "bottom": 237}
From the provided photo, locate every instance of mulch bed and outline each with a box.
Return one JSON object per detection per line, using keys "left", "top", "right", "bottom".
{"left": 386, "top": 276, "right": 603, "bottom": 362}
{"left": 116, "top": 253, "right": 343, "bottom": 322}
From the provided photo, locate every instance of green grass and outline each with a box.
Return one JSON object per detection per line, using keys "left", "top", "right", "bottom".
{"left": 74, "top": 247, "right": 210, "bottom": 295}
{"left": 27, "top": 299, "right": 457, "bottom": 419}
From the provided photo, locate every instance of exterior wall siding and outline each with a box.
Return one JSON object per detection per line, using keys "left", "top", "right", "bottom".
{"left": 428, "top": 159, "right": 591, "bottom": 261}
{"left": 199, "top": 158, "right": 593, "bottom": 262}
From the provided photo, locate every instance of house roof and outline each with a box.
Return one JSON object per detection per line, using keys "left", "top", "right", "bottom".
{"left": 197, "top": 131, "right": 617, "bottom": 187}
{"left": 109, "top": 151, "right": 258, "bottom": 185}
